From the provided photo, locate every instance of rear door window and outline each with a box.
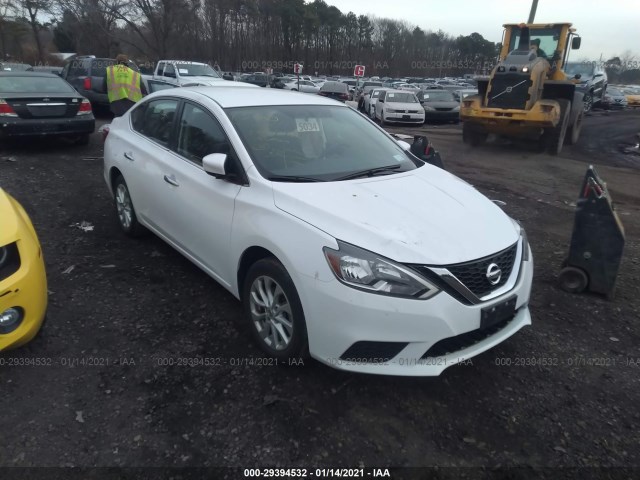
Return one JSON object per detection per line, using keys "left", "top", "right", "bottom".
{"left": 133, "top": 98, "right": 179, "bottom": 146}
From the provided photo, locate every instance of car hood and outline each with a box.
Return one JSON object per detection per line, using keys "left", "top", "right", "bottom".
{"left": 272, "top": 167, "right": 519, "bottom": 264}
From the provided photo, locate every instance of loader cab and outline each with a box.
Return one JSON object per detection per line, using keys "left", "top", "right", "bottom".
{"left": 500, "top": 23, "right": 579, "bottom": 80}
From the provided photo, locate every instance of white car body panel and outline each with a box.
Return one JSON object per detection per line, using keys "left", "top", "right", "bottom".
{"left": 103, "top": 86, "right": 533, "bottom": 376}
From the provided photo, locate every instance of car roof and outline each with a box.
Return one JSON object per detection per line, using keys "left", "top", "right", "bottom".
{"left": 166, "top": 86, "right": 347, "bottom": 108}
{"left": 0, "top": 71, "right": 59, "bottom": 78}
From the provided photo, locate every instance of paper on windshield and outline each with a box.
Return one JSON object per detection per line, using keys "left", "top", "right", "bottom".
{"left": 178, "top": 69, "right": 189, "bottom": 74}
{"left": 296, "top": 118, "right": 320, "bottom": 132}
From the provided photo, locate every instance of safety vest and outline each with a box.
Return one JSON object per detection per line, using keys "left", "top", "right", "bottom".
{"left": 106, "top": 65, "right": 142, "bottom": 103}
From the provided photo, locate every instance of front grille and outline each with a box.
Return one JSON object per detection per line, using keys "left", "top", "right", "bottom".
{"left": 340, "top": 341, "right": 408, "bottom": 362}
{"left": 421, "top": 313, "right": 516, "bottom": 359}
{"left": 486, "top": 74, "right": 532, "bottom": 109}
{"left": 446, "top": 243, "right": 518, "bottom": 298}
{"left": 435, "top": 107, "right": 453, "bottom": 111}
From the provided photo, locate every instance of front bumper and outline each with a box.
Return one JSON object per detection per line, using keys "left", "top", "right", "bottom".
{"left": 299, "top": 242, "right": 533, "bottom": 376}
{"left": 0, "top": 238, "right": 48, "bottom": 351}
{"left": 424, "top": 110, "right": 460, "bottom": 121}
{"left": 460, "top": 97, "right": 560, "bottom": 128}
{"left": 384, "top": 112, "right": 425, "bottom": 124}
{"left": 0, "top": 116, "right": 95, "bottom": 138}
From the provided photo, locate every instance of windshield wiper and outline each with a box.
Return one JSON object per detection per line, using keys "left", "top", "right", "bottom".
{"left": 267, "top": 175, "right": 324, "bottom": 183}
{"left": 334, "top": 164, "right": 402, "bottom": 181}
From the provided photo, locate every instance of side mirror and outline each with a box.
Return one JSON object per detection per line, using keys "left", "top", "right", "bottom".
{"left": 203, "top": 153, "right": 227, "bottom": 178}
{"left": 594, "top": 73, "right": 603, "bottom": 78}
{"left": 379, "top": 98, "right": 384, "bottom": 103}
{"left": 396, "top": 140, "right": 411, "bottom": 151}
{"left": 164, "top": 71, "right": 176, "bottom": 78}
{"left": 571, "top": 37, "right": 581, "bottom": 50}
{"left": 574, "top": 73, "right": 582, "bottom": 80}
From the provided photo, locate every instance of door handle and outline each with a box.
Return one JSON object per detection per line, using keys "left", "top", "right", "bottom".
{"left": 163, "top": 174, "right": 179, "bottom": 187}
{"left": 123, "top": 152, "right": 134, "bottom": 161}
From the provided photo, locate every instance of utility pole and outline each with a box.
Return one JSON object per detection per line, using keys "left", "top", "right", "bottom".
{"left": 528, "top": 0, "right": 539, "bottom": 23}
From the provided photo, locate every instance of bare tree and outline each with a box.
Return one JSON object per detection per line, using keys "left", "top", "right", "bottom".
{"left": 14, "top": 0, "right": 50, "bottom": 62}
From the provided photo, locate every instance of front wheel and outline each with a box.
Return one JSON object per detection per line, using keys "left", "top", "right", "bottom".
{"left": 462, "top": 123, "right": 487, "bottom": 146}
{"left": 543, "top": 99, "right": 570, "bottom": 155}
{"left": 243, "top": 258, "right": 309, "bottom": 361}
{"left": 583, "top": 92, "right": 593, "bottom": 113}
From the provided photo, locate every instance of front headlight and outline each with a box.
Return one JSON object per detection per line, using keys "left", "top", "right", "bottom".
{"left": 453, "top": 105, "right": 460, "bottom": 111}
{"left": 323, "top": 241, "right": 439, "bottom": 299}
{"left": 423, "top": 105, "right": 435, "bottom": 111}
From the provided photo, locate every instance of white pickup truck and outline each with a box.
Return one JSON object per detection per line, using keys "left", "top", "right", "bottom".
{"left": 150, "top": 60, "right": 256, "bottom": 88}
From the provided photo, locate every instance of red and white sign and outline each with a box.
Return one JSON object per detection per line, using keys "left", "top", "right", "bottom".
{"left": 294, "top": 63, "right": 303, "bottom": 74}
{"left": 354, "top": 64, "right": 365, "bottom": 77}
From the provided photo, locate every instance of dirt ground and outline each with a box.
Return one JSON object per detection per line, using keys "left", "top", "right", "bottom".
{"left": 1, "top": 107, "right": 639, "bottom": 479}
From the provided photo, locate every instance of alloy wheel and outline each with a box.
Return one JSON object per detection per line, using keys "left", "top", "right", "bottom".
{"left": 115, "top": 184, "right": 132, "bottom": 229}
{"left": 249, "top": 275, "right": 294, "bottom": 351}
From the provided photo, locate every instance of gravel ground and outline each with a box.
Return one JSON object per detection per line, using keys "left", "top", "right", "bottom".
{"left": 1, "top": 108, "right": 639, "bottom": 479}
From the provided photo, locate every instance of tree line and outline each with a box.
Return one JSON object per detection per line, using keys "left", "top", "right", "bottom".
{"left": 1, "top": 0, "right": 638, "bottom": 82}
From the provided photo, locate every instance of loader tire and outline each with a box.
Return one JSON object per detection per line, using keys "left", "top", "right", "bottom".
{"left": 565, "top": 104, "right": 584, "bottom": 146}
{"left": 543, "top": 99, "right": 570, "bottom": 156}
{"left": 462, "top": 123, "right": 487, "bottom": 146}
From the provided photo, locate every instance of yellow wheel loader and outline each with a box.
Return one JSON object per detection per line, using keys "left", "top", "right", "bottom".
{"left": 460, "top": 23, "right": 584, "bottom": 155}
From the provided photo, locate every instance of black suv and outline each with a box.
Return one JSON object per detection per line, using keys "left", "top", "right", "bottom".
{"left": 61, "top": 56, "right": 139, "bottom": 108}
{"left": 564, "top": 62, "right": 607, "bottom": 113}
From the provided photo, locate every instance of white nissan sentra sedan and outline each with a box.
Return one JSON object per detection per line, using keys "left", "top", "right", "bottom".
{"left": 103, "top": 86, "right": 533, "bottom": 376}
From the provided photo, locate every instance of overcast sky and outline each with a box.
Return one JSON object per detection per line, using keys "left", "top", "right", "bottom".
{"left": 324, "top": 0, "right": 637, "bottom": 61}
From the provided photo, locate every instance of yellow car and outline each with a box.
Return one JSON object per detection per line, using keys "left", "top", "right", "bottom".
{"left": 0, "top": 188, "right": 47, "bottom": 351}
{"left": 623, "top": 87, "right": 640, "bottom": 108}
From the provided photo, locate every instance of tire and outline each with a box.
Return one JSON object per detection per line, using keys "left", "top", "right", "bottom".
{"left": 462, "top": 122, "right": 487, "bottom": 146}
{"left": 543, "top": 99, "right": 570, "bottom": 156}
{"left": 565, "top": 105, "right": 584, "bottom": 146}
{"left": 75, "top": 134, "right": 90, "bottom": 146}
{"left": 558, "top": 266, "right": 588, "bottom": 293}
{"left": 381, "top": 112, "right": 388, "bottom": 126}
{"left": 583, "top": 92, "right": 593, "bottom": 113}
{"left": 113, "top": 174, "right": 146, "bottom": 237}
{"left": 370, "top": 106, "right": 376, "bottom": 120}
{"left": 242, "top": 258, "right": 309, "bottom": 361}
{"left": 358, "top": 98, "right": 364, "bottom": 111}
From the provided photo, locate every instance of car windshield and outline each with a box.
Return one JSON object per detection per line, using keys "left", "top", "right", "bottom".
{"left": 607, "top": 88, "right": 623, "bottom": 96}
{"left": 0, "top": 75, "right": 75, "bottom": 93}
{"left": 564, "top": 63, "right": 595, "bottom": 77}
{"left": 386, "top": 92, "right": 418, "bottom": 103}
{"left": 175, "top": 63, "right": 220, "bottom": 77}
{"left": 225, "top": 105, "right": 418, "bottom": 181}
{"left": 423, "top": 91, "right": 456, "bottom": 101}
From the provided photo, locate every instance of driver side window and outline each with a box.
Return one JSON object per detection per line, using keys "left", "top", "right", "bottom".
{"left": 175, "top": 103, "right": 230, "bottom": 166}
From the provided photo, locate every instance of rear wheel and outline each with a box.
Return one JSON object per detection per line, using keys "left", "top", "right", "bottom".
{"left": 75, "top": 134, "right": 90, "bottom": 146}
{"left": 113, "top": 174, "right": 146, "bottom": 237}
{"left": 543, "top": 99, "right": 570, "bottom": 155}
{"left": 462, "top": 122, "right": 487, "bottom": 146}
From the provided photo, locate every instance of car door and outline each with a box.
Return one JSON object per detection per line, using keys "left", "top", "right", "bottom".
{"left": 122, "top": 97, "right": 181, "bottom": 226}
{"left": 376, "top": 91, "right": 386, "bottom": 119}
{"left": 150, "top": 100, "right": 244, "bottom": 285}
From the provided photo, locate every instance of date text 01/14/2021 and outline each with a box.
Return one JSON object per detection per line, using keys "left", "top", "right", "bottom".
{"left": 153, "top": 357, "right": 305, "bottom": 367}
{"left": 243, "top": 468, "right": 391, "bottom": 477}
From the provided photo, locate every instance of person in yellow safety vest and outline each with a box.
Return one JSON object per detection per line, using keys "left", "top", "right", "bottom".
{"left": 105, "top": 54, "right": 147, "bottom": 117}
